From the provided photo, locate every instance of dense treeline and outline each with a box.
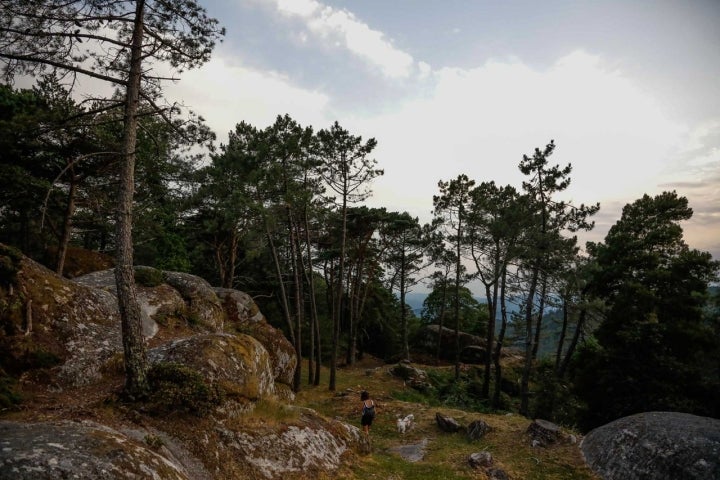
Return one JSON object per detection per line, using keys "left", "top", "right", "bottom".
{"left": 1, "top": 0, "right": 718, "bottom": 432}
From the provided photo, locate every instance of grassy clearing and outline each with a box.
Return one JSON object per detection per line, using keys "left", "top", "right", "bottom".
{"left": 294, "top": 357, "right": 598, "bottom": 480}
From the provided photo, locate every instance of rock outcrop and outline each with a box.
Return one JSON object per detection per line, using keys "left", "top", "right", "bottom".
{"left": 148, "top": 333, "right": 276, "bottom": 401}
{"left": 415, "top": 325, "right": 484, "bottom": 361}
{"left": 0, "top": 420, "right": 193, "bottom": 480}
{"left": 0, "top": 246, "right": 365, "bottom": 479}
{"left": 581, "top": 411, "right": 720, "bottom": 480}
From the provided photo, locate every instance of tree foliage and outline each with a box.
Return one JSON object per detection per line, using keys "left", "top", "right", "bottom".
{"left": 574, "top": 191, "right": 720, "bottom": 430}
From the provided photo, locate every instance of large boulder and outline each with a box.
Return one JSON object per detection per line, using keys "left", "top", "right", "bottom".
{"left": 581, "top": 411, "right": 720, "bottom": 480}
{"left": 157, "top": 271, "right": 225, "bottom": 331}
{"left": 389, "top": 361, "right": 430, "bottom": 391}
{"left": 0, "top": 420, "right": 192, "bottom": 479}
{"left": 148, "top": 333, "right": 276, "bottom": 401}
{"left": 214, "top": 288, "right": 265, "bottom": 326}
{"left": 216, "top": 288, "right": 297, "bottom": 386}
{"left": 1, "top": 249, "right": 123, "bottom": 387}
{"left": 415, "top": 325, "right": 484, "bottom": 361}
{"left": 75, "top": 268, "right": 187, "bottom": 339}
{"left": 215, "top": 413, "right": 362, "bottom": 478}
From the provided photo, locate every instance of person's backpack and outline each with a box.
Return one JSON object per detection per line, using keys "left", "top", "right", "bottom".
{"left": 363, "top": 400, "right": 376, "bottom": 418}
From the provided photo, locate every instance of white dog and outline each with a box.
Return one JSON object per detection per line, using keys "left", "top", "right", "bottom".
{"left": 396, "top": 414, "right": 415, "bottom": 434}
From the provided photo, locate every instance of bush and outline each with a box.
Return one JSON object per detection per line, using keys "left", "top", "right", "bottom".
{"left": 0, "top": 244, "right": 22, "bottom": 287}
{"left": 146, "top": 362, "right": 223, "bottom": 416}
{"left": 532, "top": 360, "right": 583, "bottom": 427}
{"left": 0, "top": 370, "right": 21, "bottom": 409}
{"left": 134, "top": 267, "right": 164, "bottom": 287}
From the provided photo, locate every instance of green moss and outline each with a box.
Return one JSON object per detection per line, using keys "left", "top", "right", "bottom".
{"left": 0, "top": 244, "right": 22, "bottom": 287}
{"left": 144, "top": 434, "right": 165, "bottom": 450}
{"left": 146, "top": 362, "right": 223, "bottom": 416}
{"left": 134, "top": 267, "right": 164, "bottom": 287}
{"left": 22, "top": 349, "right": 61, "bottom": 369}
{"left": 184, "top": 311, "right": 201, "bottom": 327}
{"left": 0, "top": 370, "right": 21, "bottom": 409}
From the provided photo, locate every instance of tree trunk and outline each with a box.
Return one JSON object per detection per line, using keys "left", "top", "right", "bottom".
{"left": 330, "top": 198, "right": 347, "bottom": 391}
{"left": 265, "top": 222, "right": 295, "bottom": 344}
{"left": 481, "top": 247, "right": 500, "bottom": 397}
{"left": 558, "top": 306, "right": 587, "bottom": 378}
{"left": 520, "top": 264, "right": 539, "bottom": 416}
{"left": 302, "top": 210, "right": 319, "bottom": 385}
{"left": 115, "top": 0, "right": 148, "bottom": 399}
{"left": 555, "top": 294, "right": 569, "bottom": 372}
{"left": 288, "top": 210, "right": 302, "bottom": 392}
{"left": 531, "top": 272, "right": 548, "bottom": 360}
{"left": 56, "top": 170, "right": 78, "bottom": 276}
{"left": 435, "top": 273, "right": 448, "bottom": 365}
{"left": 492, "top": 268, "right": 509, "bottom": 408}
{"left": 400, "top": 249, "right": 410, "bottom": 361}
{"left": 454, "top": 221, "right": 462, "bottom": 380}
{"left": 226, "top": 230, "right": 238, "bottom": 289}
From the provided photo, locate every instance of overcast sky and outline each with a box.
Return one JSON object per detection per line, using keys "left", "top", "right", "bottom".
{"left": 161, "top": 0, "right": 719, "bottom": 260}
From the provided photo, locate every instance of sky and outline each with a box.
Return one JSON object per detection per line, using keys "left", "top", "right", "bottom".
{"left": 110, "top": 0, "right": 720, "bottom": 263}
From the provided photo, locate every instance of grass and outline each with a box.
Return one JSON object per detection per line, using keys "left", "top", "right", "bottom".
{"left": 293, "top": 357, "right": 598, "bottom": 480}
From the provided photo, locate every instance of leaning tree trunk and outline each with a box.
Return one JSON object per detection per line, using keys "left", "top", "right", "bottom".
{"left": 492, "top": 267, "right": 509, "bottom": 408}
{"left": 558, "top": 306, "right": 588, "bottom": 378}
{"left": 115, "top": 0, "right": 148, "bottom": 399}
{"left": 520, "top": 263, "right": 539, "bottom": 416}
{"left": 531, "top": 272, "right": 548, "bottom": 360}
{"left": 555, "top": 294, "right": 570, "bottom": 372}
{"left": 56, "top": 170, "right": 78, "bottom": 276}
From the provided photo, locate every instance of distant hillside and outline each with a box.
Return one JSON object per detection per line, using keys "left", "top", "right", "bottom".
{"left": 403, "top": 292, "right": 577, "bottom": 359}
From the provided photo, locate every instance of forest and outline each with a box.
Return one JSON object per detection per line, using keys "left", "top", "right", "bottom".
{"left": 1, "top": 0, "right": 719, "bottom": 434}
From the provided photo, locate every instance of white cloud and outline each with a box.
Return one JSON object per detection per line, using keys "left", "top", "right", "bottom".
{"left": 268, "top": 0, "right": 416, "bottom": 79}
{"left": 164, "top": 54, "right": 332, "bottom": 142}
{"left": 357, "top": 51, "right": 688, "bottom": 227}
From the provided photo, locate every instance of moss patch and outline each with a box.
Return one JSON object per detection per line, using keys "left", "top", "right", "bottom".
{"left": 146, "top": 362, "right": 223, "bottom": 416}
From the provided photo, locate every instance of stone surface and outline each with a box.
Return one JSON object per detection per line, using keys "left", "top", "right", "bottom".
{"left": 0, "top": 248, "right": 367, "bottom": 480}
{"left": 468, "top": 451, "right": 493, "bottom": 469}
{"left": 391, "top": 438, "right": 428, "bottom": 462}
{"left": 581, "top": 411, "right": 720, "bottom": 480}
{"left": 0, "top": 420, "right": 191, "bottom": 480}
{"left": 215, "top": 288, "right": 297, "bottom": 387}
{"left": 216, "top": 412, "right": 363, "bottom": 478}
{"left": 436, "top": 412, "right": 461, "bottom": 433}
{"left": 460, "top": 345, "right": 487, "bottom": 364}
{"left": 467, "top": 419, "right": 492, "bottom": 441}
{"left": 162, "top": 271, "right": 225, "bottom": 331}
{"left": 148, "top": 333, "right": 275, "bottom": 401}
{"left": 526, "top": 419, "right": 561, "bottom": 446}
{"left": 415, "top": 325, "right": 484, "bottom": 360}
{"left": 389, "top": 362, "right": 430, "bottom": 391}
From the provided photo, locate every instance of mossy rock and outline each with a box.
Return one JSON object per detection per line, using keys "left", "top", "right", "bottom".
{"left": 146, "top": 362, "right": 223, "bottom": 416}
{"left": 134, "top": 266, "right": 165, "bottom": 288}
{"left": 148, "top": 333, "right": 276, "bottom": 402}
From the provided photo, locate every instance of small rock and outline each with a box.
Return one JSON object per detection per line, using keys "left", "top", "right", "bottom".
{"left": 487, "top": 467, "right": 510, "bottom": 480}
{"left": 435, "top": 412, "right": 461, "bottom": 433}
{"left": 467, "top": 419, "right": 492, "bottom": 442}
{"left": 468, "top": 451, "right": 493, "bottom": 469}
{"left": 526, "top": 419, "right": 561, "bottom": 446}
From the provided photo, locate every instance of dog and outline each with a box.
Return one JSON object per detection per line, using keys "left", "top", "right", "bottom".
{"left": 396, "top": 413, "right": 414, "bottom": 434}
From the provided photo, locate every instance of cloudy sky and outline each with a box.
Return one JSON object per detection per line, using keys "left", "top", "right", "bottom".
{"left": 164, "top": 0, "right": 719, "bottom": 259}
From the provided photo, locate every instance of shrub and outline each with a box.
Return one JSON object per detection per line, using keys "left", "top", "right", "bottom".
{"left": 134, "top": 267, "right": 164, "bottom": 287}
{"left": 0, "top": 369, "right": 21, "bottom": 409}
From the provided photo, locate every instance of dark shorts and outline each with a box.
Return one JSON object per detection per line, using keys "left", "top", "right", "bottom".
{"left": 361, "top": 413, "right": 374, "bottom": 426}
